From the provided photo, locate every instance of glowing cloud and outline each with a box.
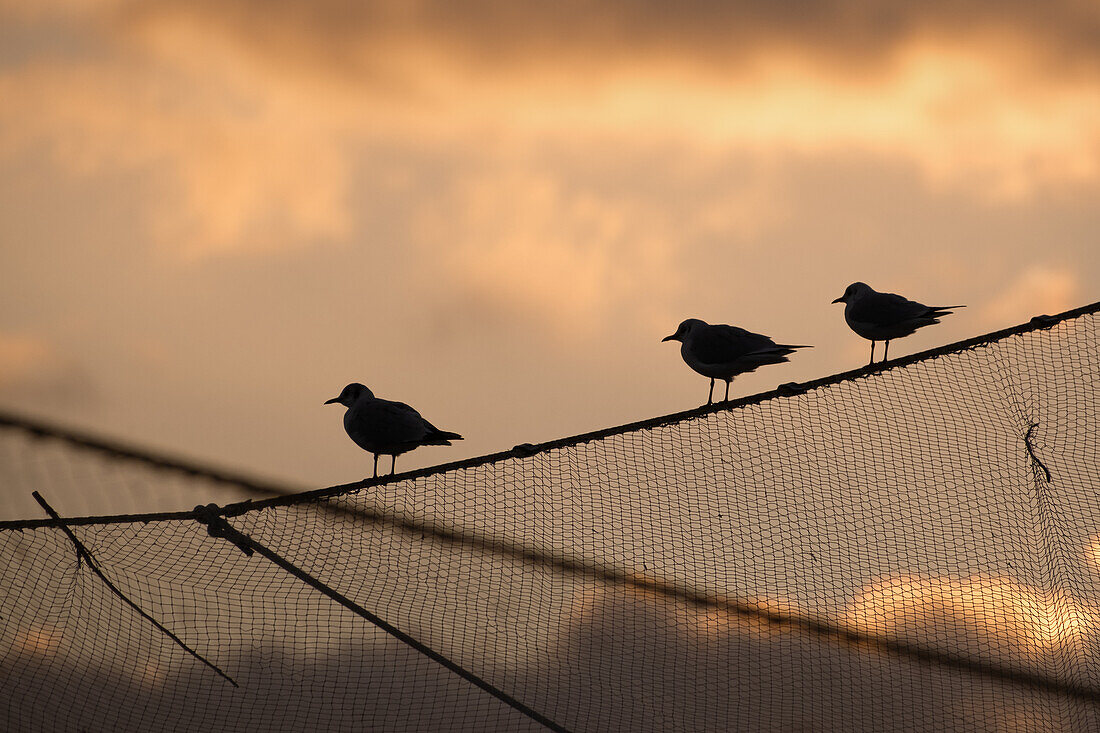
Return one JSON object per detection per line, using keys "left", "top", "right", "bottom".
{"left": 846, "top": 574, "right": 1098, "bottom": 662}
{"left": 0, "top": 333, "right": 56, "bottom": 387}
{"left": 981, "top": 266, "right": 1080, "bottom": 328}
{"left": 1, "top": 0, "right": 1099, "bottom": 262}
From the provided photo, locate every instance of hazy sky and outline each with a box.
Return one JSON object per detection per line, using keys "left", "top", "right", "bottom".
{"left": 1, "top": 0, "right": 1098, "bottom": 503}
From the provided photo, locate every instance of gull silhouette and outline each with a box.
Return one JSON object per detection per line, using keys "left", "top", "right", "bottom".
{"left": 832, "top": 282, "right": 963, "bottom": 364}
{"left": 325, "top": 383, "right": 462, "bottom": 478}
{"left": 663, "top": 319, "right": 811, "bottom": 405}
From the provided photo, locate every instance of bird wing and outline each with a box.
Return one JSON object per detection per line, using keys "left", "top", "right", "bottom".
{"left": 376, "top": 399, "right": 434, "bottom": 440}
{"left": 853, "top": 290, "right": 935, "bottom": 327}
{"left": 691, "top": 325, "right": 778, "bottom": 364}
{"left": 347, "top": 398, "right": 433, "bottom": 449}
{"left": 373, "top": 400, "right": 460, "bottom": 444}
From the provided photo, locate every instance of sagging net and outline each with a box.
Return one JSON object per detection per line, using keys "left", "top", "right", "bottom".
{"left": 2, "top": 303, "right": 1099, "bottom": 732}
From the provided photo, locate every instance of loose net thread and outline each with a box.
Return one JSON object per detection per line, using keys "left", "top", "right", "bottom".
{"left": 2, "top": 304, "right": 1099, "bottom": 732}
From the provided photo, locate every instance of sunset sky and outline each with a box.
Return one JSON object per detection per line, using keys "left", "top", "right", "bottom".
{"left": 1, "top": 0, "right": 1098, "bottom": 506}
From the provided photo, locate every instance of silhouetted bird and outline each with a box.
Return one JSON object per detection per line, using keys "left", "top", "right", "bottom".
{"left": 663, "top": 319, "right": 811, "bottom": 405}
{"left": 324, "top": 383, "right": 462, "bottom": 478}
{"left": 832, "top": 282, "right": 963, "bottom": 364}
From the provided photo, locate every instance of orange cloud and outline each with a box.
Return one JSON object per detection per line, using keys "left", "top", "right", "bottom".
{"left": 0, "top": 333, "right": 57, "bottom": 387}
{"left": 846, "top": 574, "right": 1099, "bottom": 665}
{"left": 12, "top": 623, "right": 64, "bottom": 657}
{"left": 1, "top": 0, "right": 1098, "bottom": 263}
{"left": 0, "top": 332, "right": 96, "bottom": 409}
{"left": 418, "top": 166, "right": 686, "bottom": 338}
{"left": 0, "top": 32, "right": 354, "bottom": 256}
{"left": 981, "top": 266, "right": 1081, "bottom": 328}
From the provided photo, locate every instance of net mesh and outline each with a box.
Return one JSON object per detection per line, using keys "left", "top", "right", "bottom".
{"left": 2, "top": 304, "right": 1099, "bottom": 732}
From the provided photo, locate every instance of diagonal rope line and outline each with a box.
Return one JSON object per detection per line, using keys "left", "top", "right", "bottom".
{"left": 192, "top": 507, "right": 572, "bottom": 733}
{"left": 31, "top": 491, "right": 238, "bottom": 687}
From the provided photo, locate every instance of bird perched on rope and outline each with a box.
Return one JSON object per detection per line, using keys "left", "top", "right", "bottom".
{"left": 324, "top": 383, "right": 462, "bottom": 478}
{"left": 663, "top": 319, "right": 811, "bottom": 405}
{"left": 832, "top": 282, "right": 963, "bottom": 365}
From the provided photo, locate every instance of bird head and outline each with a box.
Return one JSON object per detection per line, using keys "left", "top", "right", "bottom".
{"left": 662, "top": 318, "right": 707, "bottom": 343}
{"left": 832, "top": 282, "right": 870, "bottom": 304}
{"left": 324, "top": 383, "right": 373, "bottom": 407}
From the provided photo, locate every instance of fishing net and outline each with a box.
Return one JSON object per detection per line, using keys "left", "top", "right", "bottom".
{"left": 2, "top": 302, "right": 1099, "bottom": 732}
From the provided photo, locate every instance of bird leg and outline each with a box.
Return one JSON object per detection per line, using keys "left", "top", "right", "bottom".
{"left": 707, "top": 378, "right": 715, "bottom": 405}
{"left": 868, "top": 341, "right": 876, "bottom": 365}
{"left": 372, "top": 453, "right": 379, "bottom": 478}
{"left": 724, "top": 380, "right": 731, "bottom": 402}
{"left": 883, "top": 340, "right": 890, "bottom": 361}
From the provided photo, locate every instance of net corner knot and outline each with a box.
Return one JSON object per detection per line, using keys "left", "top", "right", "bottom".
{"left": 193, "top": 503, "right": 254, "bottom": 556}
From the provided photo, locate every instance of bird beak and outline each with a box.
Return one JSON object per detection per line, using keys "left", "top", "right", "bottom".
{"left": 324, "top": 397, "right": 340, "bottom": 405}
{"left": 831, "top": 296, "right": 845, "bottom": 304}
{"left": 661, "top": 334, "right": 676, "bottom": 342}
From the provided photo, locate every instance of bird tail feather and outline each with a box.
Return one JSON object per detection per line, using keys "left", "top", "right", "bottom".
{"left": 930, "top": 305, "right": 965, "bottom": 316}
